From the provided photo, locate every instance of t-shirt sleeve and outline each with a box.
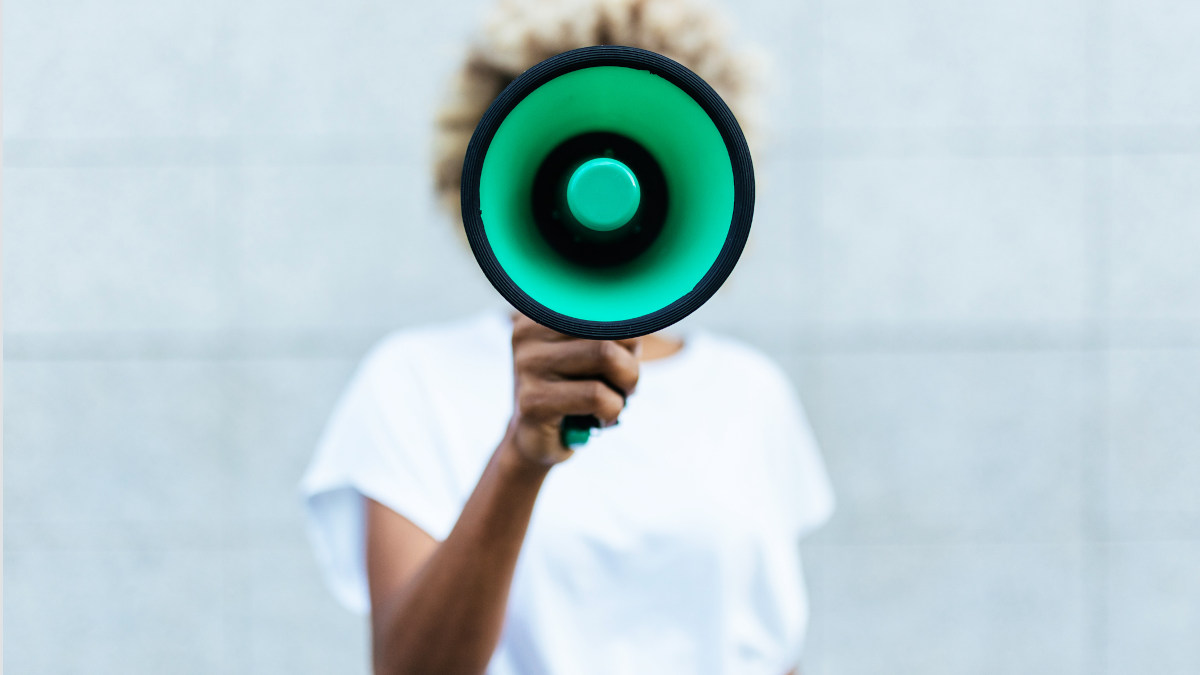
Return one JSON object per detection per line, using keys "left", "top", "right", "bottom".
{"left": 762, "top": 365, "right": 836, "bottom": 539}
{"left": 299, "top": 338, "right": 461, "bottom": 615}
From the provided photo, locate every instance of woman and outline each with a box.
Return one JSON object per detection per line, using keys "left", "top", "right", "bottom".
{"left": 301, "top": 1, "right": 834, "bottom": 673}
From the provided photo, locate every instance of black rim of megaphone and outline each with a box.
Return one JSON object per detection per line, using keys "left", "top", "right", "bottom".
{"left": 460, "top": 45, "right": 755, "bottom": 340}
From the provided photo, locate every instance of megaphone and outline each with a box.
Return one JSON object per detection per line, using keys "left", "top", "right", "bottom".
{"left": 460, "top": 45, "right": 755, "bottom": 444}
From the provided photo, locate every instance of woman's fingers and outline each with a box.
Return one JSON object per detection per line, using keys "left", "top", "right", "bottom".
{"left": 509, "top": 313, "right": 643, "bottom": 459}
{"left": 516, "top": 379, "right": 628, "bottom": 428}
{"left": 515, "top": 338, "right": 641, "bottom": 397}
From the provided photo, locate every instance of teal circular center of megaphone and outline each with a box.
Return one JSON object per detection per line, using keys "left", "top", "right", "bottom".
{"left": 566, "top": 158, "right": 641, "bottom": 232}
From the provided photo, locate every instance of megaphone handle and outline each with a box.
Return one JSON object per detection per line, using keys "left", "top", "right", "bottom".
{"left": 561, "top": 414, "right": 600, "bottom": 448}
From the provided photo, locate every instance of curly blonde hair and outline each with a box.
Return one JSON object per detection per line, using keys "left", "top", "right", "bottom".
{"left": 433, "top": 0, "right": 767, "bottom": 219}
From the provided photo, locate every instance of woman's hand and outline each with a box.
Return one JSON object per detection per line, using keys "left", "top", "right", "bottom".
{"left": 505, "top": 313, "right": 641, "bottom": 466}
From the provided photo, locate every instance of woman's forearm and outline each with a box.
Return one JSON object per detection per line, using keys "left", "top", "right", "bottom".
{"left": 372, "top": 437, "right": 550, "bottom": 675}
{"left": 370, "top": 317, "right": 638, "bottom": 674}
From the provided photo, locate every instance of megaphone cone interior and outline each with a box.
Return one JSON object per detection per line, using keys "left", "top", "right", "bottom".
{"left": 461, "top": 46, "right": 754, "bottom": 340}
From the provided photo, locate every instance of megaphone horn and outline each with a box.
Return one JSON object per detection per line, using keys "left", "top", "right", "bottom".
{"left": 460, "top": 46, "right": 755, "bottom": 342}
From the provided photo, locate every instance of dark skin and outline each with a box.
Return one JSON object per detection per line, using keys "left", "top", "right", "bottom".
{"left": 365, "top": 314, "right": 800, "bottom": 675}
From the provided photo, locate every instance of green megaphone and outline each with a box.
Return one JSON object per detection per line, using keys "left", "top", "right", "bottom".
{"left": 460, "top": 46, "right": 755, "bottom": 447}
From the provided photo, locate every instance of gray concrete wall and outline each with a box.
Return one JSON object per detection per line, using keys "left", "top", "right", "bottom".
{"left": 6, "top": 0, "right": 1199, "bottom": 673}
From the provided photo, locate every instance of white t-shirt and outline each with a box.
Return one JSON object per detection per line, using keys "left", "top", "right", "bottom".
{"left": 301, "top": 308, "right": 834, "bottom": 675}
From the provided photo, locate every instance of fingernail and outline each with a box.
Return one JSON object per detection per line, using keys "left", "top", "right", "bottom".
{"left": 605, "top": 419, "right": 621, "bottom": 429}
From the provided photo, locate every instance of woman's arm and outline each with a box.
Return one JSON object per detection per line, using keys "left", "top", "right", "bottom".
{"left": 366, "top": 316, "right": 640, "bottom": 675}
{"left": 365, "top": 441, "right": 549, "bottom": 675}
